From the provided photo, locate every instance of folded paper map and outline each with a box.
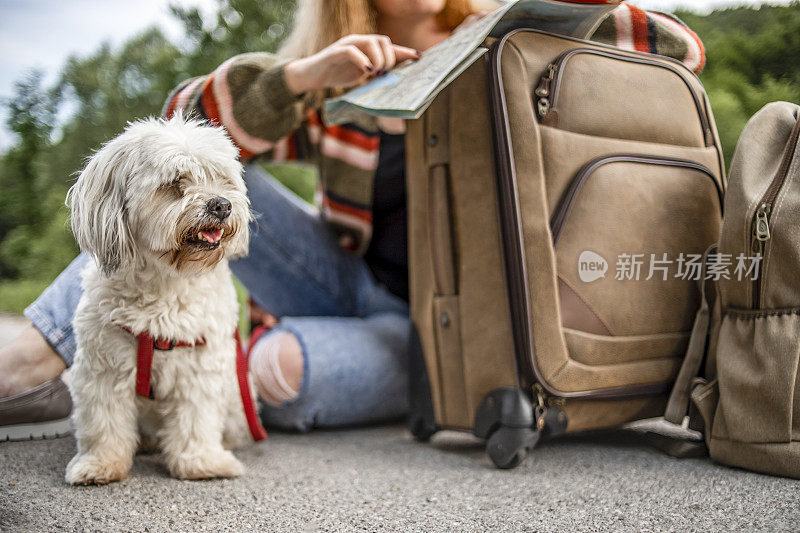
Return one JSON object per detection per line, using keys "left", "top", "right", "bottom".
{"left": 323, "top": 1, "right": 515, "bottom": 125}
{"left": 323, "top": 0, "right": 617, "bottom": 125}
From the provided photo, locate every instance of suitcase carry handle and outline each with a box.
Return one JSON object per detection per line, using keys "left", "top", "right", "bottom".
{"left": 489, "top": 0, "right": 619, "bottom": 42}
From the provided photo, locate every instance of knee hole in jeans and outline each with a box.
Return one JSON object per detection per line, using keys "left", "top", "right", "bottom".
{"left": 249, "top": 332, "right": 305, "bottom": 407}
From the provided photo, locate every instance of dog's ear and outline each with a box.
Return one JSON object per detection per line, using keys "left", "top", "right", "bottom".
{"left": 67, "top": 136, "right": 137, "bottom": 276}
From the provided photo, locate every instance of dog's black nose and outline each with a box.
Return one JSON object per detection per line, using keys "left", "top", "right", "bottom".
{"left": 207, "top": 197, "right": 232, "bottom": 220}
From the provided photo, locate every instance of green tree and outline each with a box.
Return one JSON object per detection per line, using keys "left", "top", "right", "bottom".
{"left": 677, "top": 2, "right": 800, "bottom": 165}
{"left": 0, "top": 0, "right": 296, "bottom": 290}
{"left": 0, "top": 71, "right": 57, "bottom": 277}
{"left": 169, "top": 0, "right": 296, "bottom": 76}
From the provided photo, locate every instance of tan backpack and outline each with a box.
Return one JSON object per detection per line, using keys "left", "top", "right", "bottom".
{"left": 406, "top": 3, "right": 725, "bottom": 468}
{"left": 666, "top": 101, "right": 800, "bottom": 478}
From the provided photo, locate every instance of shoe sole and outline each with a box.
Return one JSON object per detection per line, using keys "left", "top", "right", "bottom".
{"left": 1, "top": 418, "right": 72, "bottom": 441}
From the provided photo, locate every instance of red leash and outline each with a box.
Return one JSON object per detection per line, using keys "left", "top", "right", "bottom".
{"left": 123, "top": 326, "right": 267, "bottom": 442}
{"left": 131, "top": 330, "right": 200, "bottom": 398}
{"left": 235, "top": 329, "right": 268, "bottom": 441}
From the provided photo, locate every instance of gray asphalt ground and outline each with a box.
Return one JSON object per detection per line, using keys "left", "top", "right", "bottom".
{"left": 2, "top": 317, "right": 798, "bottom": 532}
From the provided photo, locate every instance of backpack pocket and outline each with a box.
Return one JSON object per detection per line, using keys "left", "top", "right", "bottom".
{"left": 712, "top": 308, "right": 800, "bottom": 443}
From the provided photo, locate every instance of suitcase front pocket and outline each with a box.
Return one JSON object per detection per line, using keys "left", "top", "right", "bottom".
{"left": 534, "top": 48, "right": 712, "bottom": 147}
{"left": 552, "top": 155, "right": 723, "bottom": 339}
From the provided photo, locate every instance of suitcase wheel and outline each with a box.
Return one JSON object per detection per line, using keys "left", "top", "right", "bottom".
{"left": 474, "top": 387, "right": 545, "bottom": 469}
{"left": 408, "top": 325, "right": 439, "bottom": 442}
{"left": 409, "top": 413, "right": 438, "bottom": 442}
{"left": 486, "top": 426, "right": 540, "bottom": 469}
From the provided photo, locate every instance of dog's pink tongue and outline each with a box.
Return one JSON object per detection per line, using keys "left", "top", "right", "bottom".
{"left": 200, "top": 229, "right": 223, "bottom": 243}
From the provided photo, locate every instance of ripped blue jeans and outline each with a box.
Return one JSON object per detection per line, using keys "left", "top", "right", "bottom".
{"left": 25, "top": 166, "right": 410, "bottom": 431}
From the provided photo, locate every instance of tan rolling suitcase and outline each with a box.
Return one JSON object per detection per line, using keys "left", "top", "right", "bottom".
{"left": 406, "top": 2, "right": 725, "bottom": 468}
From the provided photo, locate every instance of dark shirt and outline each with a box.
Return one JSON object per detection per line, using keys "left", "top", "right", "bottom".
{"left": 364, "top": 132, "right": 409, "bottom": 302}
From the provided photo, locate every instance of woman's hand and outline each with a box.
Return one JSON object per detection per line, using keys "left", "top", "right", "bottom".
{"left": 284, "top": 34, "right": 419, "bottom": 95}
{"left": 249, "top": 300, "right": 279, "bottom": 330}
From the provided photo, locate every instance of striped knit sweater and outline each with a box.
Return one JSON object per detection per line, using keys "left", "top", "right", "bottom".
{"left": 163, "top": 2, "right": 705, "bottom": 255}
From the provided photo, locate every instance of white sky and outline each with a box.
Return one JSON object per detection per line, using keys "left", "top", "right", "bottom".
{"left": 0, "top": 0, "right": 794, "bottom": 149}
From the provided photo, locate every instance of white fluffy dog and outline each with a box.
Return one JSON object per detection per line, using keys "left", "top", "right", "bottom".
{"left": 65, "top": 115, "right": 258, "bottom": 485}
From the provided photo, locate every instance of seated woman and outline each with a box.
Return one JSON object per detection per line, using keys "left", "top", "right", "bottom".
{"left": 0, "top": 0, "right": 705, "bottom": 440}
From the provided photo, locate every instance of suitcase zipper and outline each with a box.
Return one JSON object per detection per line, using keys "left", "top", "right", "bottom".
{"left": 489, "top": 32, "right": 724, "bottom": 400}
{"left": 489, "top": 36, "right": 540, "bottom": 395}
{"left": 551, "top": 155, "right": 723, "bottom": 245}
{"left": 750, "top": 116, "right": 800, "bottom": 308}
{"left": 535, "top": 48, "right": 714, "bottom": 146}
{"left": 534, "top": 64, "right": 557, "bottom": 118}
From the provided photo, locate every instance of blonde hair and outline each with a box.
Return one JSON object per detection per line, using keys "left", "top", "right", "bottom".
{"left": 279, "top": 0, "right": 495, "bottom": 59}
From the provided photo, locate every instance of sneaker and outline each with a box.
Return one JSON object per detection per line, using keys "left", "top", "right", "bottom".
{"left": 0, "top": 377, "right": 72, "bottom": 441}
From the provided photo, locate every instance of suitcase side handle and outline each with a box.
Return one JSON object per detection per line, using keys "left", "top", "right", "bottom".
{"left": 429, "top": 164, "right": 457, "bottom": 296}
{"left": 425, "top": 89, "right": 458, "bottom": 297}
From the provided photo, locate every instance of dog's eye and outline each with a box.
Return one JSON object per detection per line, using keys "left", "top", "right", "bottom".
{"left": 159, "top": 176, "right": 185, "bottom": 196}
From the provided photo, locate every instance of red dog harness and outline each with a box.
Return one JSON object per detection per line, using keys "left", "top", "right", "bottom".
{"left": 120, "top": 326, "right": 267, "bottom": 442}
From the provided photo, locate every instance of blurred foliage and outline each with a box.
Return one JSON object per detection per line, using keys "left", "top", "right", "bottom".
{"left": 0, "top": 0, "right": 297, "bottom": 313}
{"left": 0, "top": 0, "right": 799, "bottom": 314}
{"left": 169, "top": 0, "right": 295, "bottom": 75}
{"left": 267, "top": 163, "right": 317, "bottom": 203}
{"left": 677, "top": 2, "right": 800, "bottom": 165}
{"left": 0, "top": 279, "right": 52, "bottom": 315}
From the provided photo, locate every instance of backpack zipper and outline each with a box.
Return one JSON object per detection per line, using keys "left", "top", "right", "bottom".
{"left": 750, "top": 116, "right": 800, "bottom": 308}
{"left": 535, "top": 48, "right": 714, "bottom": 146}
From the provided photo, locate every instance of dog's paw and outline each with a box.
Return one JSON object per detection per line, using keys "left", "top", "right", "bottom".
{"left": 168, "top": 449, "right": 244, "bottom": 480}
{"left": 222, "top": 425, "right": 252, "bottom": 450}
{"left": 65, "top": 453, "right": 131, "bottom": 485}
